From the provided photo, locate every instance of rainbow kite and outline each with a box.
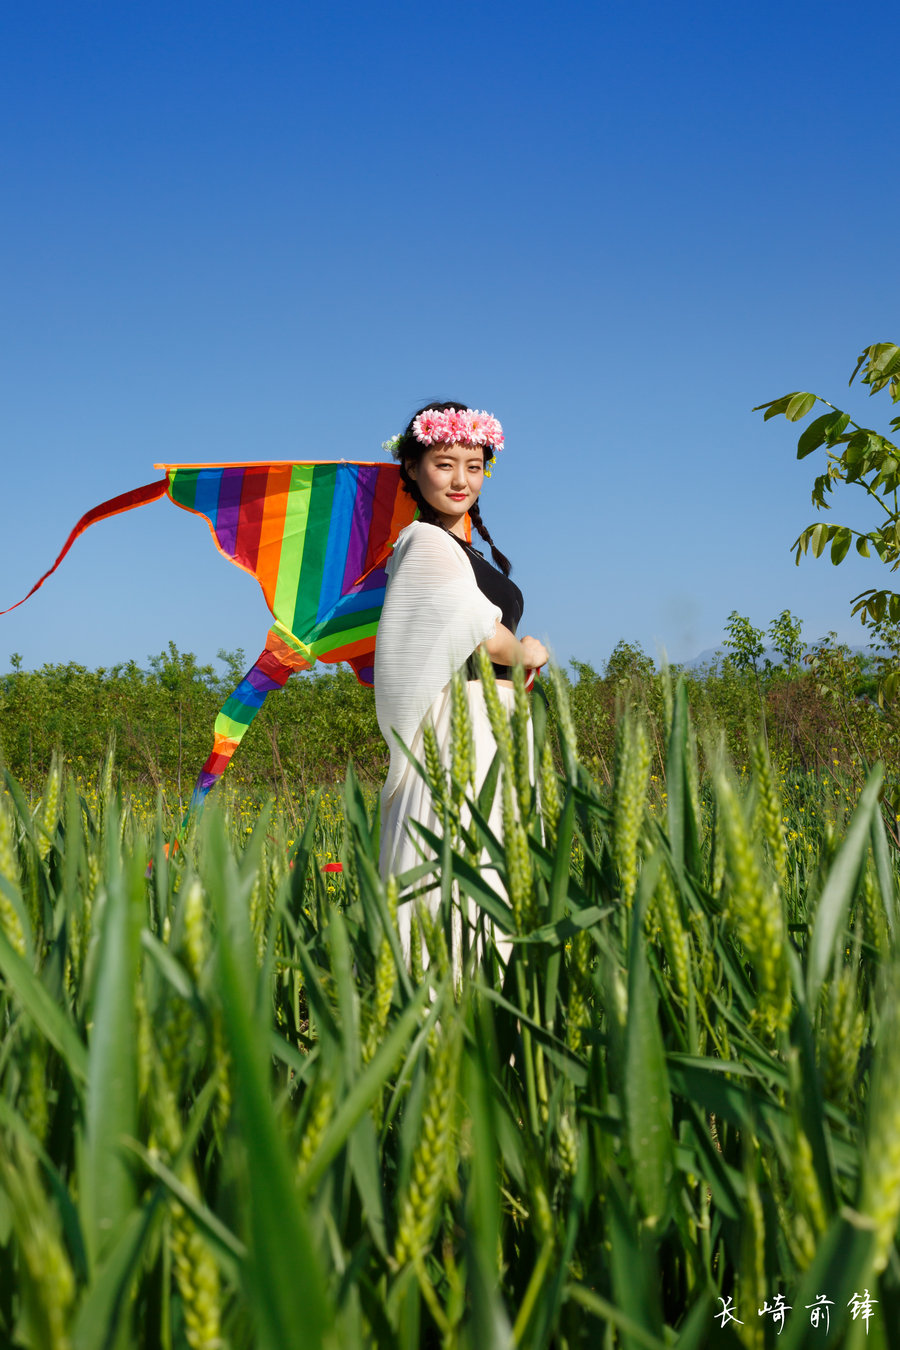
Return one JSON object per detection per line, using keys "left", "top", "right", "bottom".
{"left": 2, "top": 461, "right": 427, "bottom": 805}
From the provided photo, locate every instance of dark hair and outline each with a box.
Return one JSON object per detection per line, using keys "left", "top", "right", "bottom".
{"left": 395, "top": 401, "right": 512, "bottom": 576}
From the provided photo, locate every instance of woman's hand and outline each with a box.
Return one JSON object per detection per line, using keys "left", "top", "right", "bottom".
{"left": 519, "top": 635, "right": 549, "bottom": 671}
{"left": 484, "top": 625, "right": 549, "bottom": 671}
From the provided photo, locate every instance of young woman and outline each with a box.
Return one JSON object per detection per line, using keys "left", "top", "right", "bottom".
{"left": 374, "top": 402, "right": 549, "bottom": 956}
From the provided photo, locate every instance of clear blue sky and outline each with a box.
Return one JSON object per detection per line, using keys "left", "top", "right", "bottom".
{"left": 2, "top": 0, "right": 898, "bottom": 679}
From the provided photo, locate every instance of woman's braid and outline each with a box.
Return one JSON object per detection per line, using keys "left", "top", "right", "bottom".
{"left": 468, "top": 500, "right": 511, "bottom": 576}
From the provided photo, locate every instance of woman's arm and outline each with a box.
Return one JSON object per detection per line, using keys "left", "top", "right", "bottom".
{"left": 484, "top": 624, "right": 549, "bottom": 670}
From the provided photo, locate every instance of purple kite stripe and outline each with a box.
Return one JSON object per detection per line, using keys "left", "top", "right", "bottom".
{"left": 342, "top": 466, "right": 377, "bottom": 592}
{"left": 215, "top": 468, "right": 245, "bottom": 558}
{"left": 347, "top": 564, "right": 387, "bottom": 597}
{"left": 246, "top": 666, "right": 284, "bottom": 694}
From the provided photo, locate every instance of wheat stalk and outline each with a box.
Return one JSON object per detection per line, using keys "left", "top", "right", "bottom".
{"left": 650, "top": 858, "right": 691, "bottom": 1004}
{"left": 0, "top": 796, "right": 26, "bottom": 957}
{"left": 449, "top": 671, "right": 475, "bottom": 807}
{"left": 0, "top": 1135, "right": 75, "bottom": 1350}
{"left": 751, "top": 741, "right": 788, "bottom": 893}
{"left": 539, "top": 739, "right": 561, "bottom": 850}
{"left": 860, "top": 990, "right": 900, "bottom": 1273}
{"left": 476, "top": 645, "right": 514, "bottom": 773}
{"left": 716, "top": 769, "right": 791, "bottom": 1039}
{"left": 613, "top": 716, "right": 650, "bottom": 907}
{"left": 566, "top": 928, "right": 592, "bottom": 1053}
{"left": 394, "top": 1017, "right": 463, "bottom": 1267}
{"left": 36, "top": 757, "right": 60, "bottom": 861}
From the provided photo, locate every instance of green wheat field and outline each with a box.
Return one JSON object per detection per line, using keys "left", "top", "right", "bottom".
{"left": 0, "top": 662, "right": 898, "bottom": 1349}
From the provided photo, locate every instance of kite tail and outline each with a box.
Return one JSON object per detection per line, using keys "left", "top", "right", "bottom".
{"left": 187, "top": 626, "right": 311, "bottom": 814}
{"left": 0, "top": 479, "right": 169, "bottom": 615}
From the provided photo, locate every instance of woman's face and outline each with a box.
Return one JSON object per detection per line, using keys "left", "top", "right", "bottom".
{"left": 407, "top": 442, "right": 485, "bottom": 535}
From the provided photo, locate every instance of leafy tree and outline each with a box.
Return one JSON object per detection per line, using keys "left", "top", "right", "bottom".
{"left": 723, "top": 611, "right": 775, "bottom": 748}
{"left": 723, "top": 611, "right": 765, "bottom": 674}
{"left": 147, "top": 643, "right": 218, "bottom": 808}
{"left": 603, "top": 640, "right": 657, "bottom": 687}
{"left": 216, "top": 647, "right": 248, "bottom": 694}
{"left": 767, "top": 609, "right": 804, "bottom": 672}
{"left": 756, "top": 341, "right": 900, "bottom": 690}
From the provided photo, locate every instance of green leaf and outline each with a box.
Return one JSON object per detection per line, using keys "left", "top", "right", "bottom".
{"left": 0, "top": 1095, "right": 89, "bottom": 1281}
{"left": 0, "top": 927, "right": 88, "bottom": 1086}
{"left": 479, "top": 984, "right": 589, "bottom": 1086}
{"left": 300, "top": 989, "right": 431, "bottom": 1193}
{"left": 81, "top": 837, "right": 142, "bottom": 1269}
{"left": 542, "top": 790, "right": 576, "bottom": 1026}
{"left": 874, "top": 799, "right": 900, "bottom": 939}
{"left": 777, "top": 1213, "right": 875, "bottom": 1350}
{"left": 604, "top": 1168, "right": 666, "bottom": 1347}
{"left": 72, "top": 1206, "right": 164, "bottom": 1350}
{"left": 524, "top": 904, "right": 612, "bottom": 949}
{"left": 850, "top": 347, "right": 869, "bottom": 386}
{"left": 785, "top": 391, "right": 816, "bottom": 422}
{"left": 327, "top": 910, "right": 361, "bottom": 1080}
{"left": 754, "top": 394, "right": 792, "bottom": 420}
{"left": 287, "top": 790, "right": 322, "bottom": 925}
{"left": 862, "top": 342, "right": 900, "bottom": 392}
{"left": 140, "top": 929, "right": 194, "bottom": 1000}
{"left": 807, "top": 765, "right": 883, "bottom": 1006}
{"left": 208, "top": 814, "right": 334, "bottom": 1350}
{"left": 856, "top": 535, "right": 871, "bottom": 558}
{"left": 463, "top": 1004, "right": 515, "bottom": 1350}
{"left": 830, "top": 527, "right": 852, "bottom": 564}
{"left": 879, "top": 344, "right": 900, "bottom": 378}
{"left": 623, "top": 865, "right": 674, "bottom": 1229}
{"left": 809, "top": 522, "right": 829, "bottom": 558}
{"left": 680, "top": 1098, "right": 744, "bottom": 1221}
{"left": 823, "top": 410, "right": 851, "bottom": 445}
{"left": 409, "top": 816, "right": 515, "bottom": 936}
{"left": 352, "top": 845, "right": 415, "bottom": 1001}
{"left": 477, "top": 747, "right": 502, "bottom": 820}
{"left": 347, "top": 1113, "right": 390, "bottom": 1259}
{"left": 787, "top": 998, "right": 840, "bottom": 1218}
{"left": 797, "top": 411, "right": 840, "bottom": 458}
{"left": 122, "top": 1137, "right": 245, "bottom": 1269}
{"left": 666, "top": 677, "right": 701, "bottom": 880}
{"left": 565, "top": 1283, "right": 674, "bottom": 1350}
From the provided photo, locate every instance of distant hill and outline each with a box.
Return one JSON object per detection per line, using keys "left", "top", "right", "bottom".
{"left": 682, "top": 644, "right": 874, "bottom": 672}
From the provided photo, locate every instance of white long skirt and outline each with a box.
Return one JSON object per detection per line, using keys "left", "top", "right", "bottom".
{"left": 379, "top": 680, "right": 527, "bottom": 966}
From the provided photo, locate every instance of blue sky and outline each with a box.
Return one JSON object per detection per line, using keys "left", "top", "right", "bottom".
{"left": 2, "top": 1, "right": 898, "bottom": 679}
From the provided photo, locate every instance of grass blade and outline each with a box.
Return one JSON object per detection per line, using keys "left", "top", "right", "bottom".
{"left": 807, "top": 765, "right": 882, "bottom": 1005}
{"left": 81, "top": 833, "right": 142, "bottom": 1269}
{"left": 208, "top": 814, "right": 334, "bottom": 1349}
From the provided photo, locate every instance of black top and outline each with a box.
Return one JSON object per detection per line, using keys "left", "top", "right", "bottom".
{"left": 449, "top": 533, "right": 524, "bottom": 680}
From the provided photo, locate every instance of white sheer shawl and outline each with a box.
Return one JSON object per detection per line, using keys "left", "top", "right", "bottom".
{"left": 374, "top": 521, "right": 502, "bottom": 802}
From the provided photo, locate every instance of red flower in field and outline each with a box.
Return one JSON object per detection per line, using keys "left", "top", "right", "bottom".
{"left": 321, "top": 862, "right": 343, "bottom": 872}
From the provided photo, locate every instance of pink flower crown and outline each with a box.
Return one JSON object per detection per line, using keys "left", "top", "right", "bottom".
{"left": 383, "top": 407, "right": 504, "bottom": 475}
